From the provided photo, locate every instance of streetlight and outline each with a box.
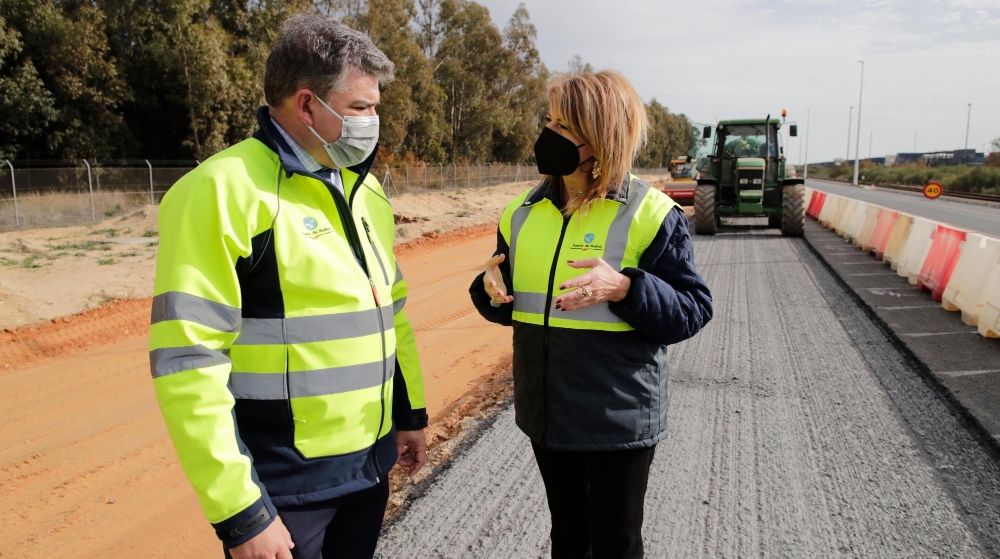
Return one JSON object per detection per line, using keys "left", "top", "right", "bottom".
{"left": 965, "top": 103, "right": 971, "bottom": 151}
{"left": 852, "top": 60, "right": 864, "bottom": 187}
{"left": 914, "top": 132, "right": 918, "bottom": 153}
{"left": 804, "top": 109, "right": 811, "bottom": 179}
{"left": 846, "top": 106, "right": 853, "bottom": 161}
{"left": 869, "top": 130, "right": 873, "bottom": 160}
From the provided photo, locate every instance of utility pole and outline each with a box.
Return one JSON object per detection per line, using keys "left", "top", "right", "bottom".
{"left": 852, "top": 61, "right": 864, "bottom": 187}
{"left": 846, "top": 106, "right": 853, "bottom": 161}
{"left": 869, "top": 131, "right": 873, "bottom": 160}
{"left": 804, "top": 109, "right": 811, "bottom": 179}
{"left": 965, "top": 103, "right": 971, "bottom": 151}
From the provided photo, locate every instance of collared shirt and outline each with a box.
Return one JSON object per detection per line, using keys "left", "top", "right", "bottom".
{"left": 271, "top": 118, "right": 343, "bottom": 195}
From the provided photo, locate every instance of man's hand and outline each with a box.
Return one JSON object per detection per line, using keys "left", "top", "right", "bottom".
{"left": 229, "top": 516, "right": 294, "bottom": 559}
{"left": 396, "top": 429, "right": 427, "bottom": 477}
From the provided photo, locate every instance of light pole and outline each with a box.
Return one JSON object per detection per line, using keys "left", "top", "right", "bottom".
{"left": 965, "top": 103, "right": 971, "bottom": 151}
{"left": 852, "top": 60, "right": 864, "bottom": 187}
{"left": 846, "top": 106, "right": 853, "bottom": 161}
{"left": 914, "top": 132, "right": 918, "bottom": 153}
{"left": 804, "top": 109, "right": 811, "bottom": 179}
{"left": 869, "top": 130, "right": 873, "bottom": 160}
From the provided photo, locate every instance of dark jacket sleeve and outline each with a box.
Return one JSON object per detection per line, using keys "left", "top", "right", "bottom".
{"left": 469, "top": 228, "right": 514, "bottom": 326}
{"left": 392, "top": 358, "right": 428, "bottom": 430}
{"left": 608, "top": 207, "right": 713, "bottom": 345}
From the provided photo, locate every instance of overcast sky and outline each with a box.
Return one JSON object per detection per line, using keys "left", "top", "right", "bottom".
{"left": 476, "top": 0, "right": 1000, "bottom": 164}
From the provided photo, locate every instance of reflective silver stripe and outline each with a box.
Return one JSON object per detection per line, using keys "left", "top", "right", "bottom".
{"left": 508, "top": 196, "right": 536, "bottom": 284}
{"left": 229, "top": 373, "right": 287, "bottom": 400}
{"left": 288, "top": 354, "right": 396, "bottom": 398}
{"left": 394, "top": 262, "right": 404, "bottom": 285}
{"left": 151, "top": 292, "right": 241, "bottom": 333}
{"left": 513, "top": 291, "right": 623, "bottom": 324}
{"left": 150, "top": 345, "right": 230, "bottom": 378}
{"left": 393, "top": 297, "right": 406, "bottom": 315}
{"left": 603, "top": 180, "right": 650, "bottom": 271}
{"left": 234, "top": 307, "right": 395, "bottom": 345}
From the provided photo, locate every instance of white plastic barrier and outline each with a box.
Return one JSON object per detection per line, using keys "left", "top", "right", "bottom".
{"left": 844, "top": 202, "right": 869, "bottom": 243}
{"left": 856, "top": 204, "right": 881, "bottom": 249}
{"left": 897, "top": 217, "right": 938, "bottom": 282}
{"left": 884, "top": 214, "right": 914, "bottom": 270}
{"left": 942, "top": 235, "right": 1000, "bottom": 326}
{"left": 820, "top": 195, "right": 842, "bottom": 227}
{"left": 835, "top": 199, "right": 858, "bottom": 236}
{"left": 980, "top": 282, "right": 1000, "bottom": 338}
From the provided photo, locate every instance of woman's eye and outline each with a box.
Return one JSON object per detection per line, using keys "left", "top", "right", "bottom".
{"left": 559, "top": 124, "right": 569, "bottom": 130}
{"left": 544, "top": 117, "right": 552, "bottom": 123}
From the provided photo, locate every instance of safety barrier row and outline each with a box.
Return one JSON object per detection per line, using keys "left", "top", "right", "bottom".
{"left": 804, "top": 187, "right": 1000, "bottom": 339}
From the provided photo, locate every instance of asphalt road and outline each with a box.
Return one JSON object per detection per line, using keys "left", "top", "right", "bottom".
{"left": 376, "top": 223, "right": 1000, "bottom": 558}
{"left": 805, "top": 178, "right": 1000, "bottom": 237}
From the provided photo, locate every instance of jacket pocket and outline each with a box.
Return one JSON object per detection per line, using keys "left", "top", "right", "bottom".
{"left": 556, "top": 351, "right": 654, "bottom": 437}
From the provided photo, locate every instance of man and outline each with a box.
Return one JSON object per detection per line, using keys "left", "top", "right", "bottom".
{"left": 149, "top": 14, "right": 428, "bottom": 559}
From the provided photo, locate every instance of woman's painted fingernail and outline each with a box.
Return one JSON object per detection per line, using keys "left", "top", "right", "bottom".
{"left": 567, "top": 260, "right": 575, "bottom": 264}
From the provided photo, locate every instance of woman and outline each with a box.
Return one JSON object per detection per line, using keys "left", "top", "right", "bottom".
{"left": 469, "top": 71, "right": 713, "bottom": 559}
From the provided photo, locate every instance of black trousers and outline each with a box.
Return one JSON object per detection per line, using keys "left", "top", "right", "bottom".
{"left": 224, "top": 477, "right": 389, "bottom": 559}
{"left": 531, "top": 442, "right": 656, "bottom": 559}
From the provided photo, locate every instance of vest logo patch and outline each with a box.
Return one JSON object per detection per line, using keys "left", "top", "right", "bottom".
{"left": 301, "top": 216, "right": 333, "bottom": 239}
{"left": 303, "top": 217, "right": 318, "bottom": 231}
{"left": 570, "top": 232, "right": 603, "bottom": 252}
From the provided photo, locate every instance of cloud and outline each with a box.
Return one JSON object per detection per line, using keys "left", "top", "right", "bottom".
{"left": 475, "top": 0, "right": 1000, "bottom": 161}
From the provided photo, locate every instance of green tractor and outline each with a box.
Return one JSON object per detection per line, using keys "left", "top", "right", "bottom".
{"left": 693, "top": 115, "right": 805, "bottom": 236}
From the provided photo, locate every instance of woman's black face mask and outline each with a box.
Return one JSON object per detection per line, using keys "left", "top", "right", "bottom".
{"left": 534, "top": 127, "right": 587, "bottom": 176}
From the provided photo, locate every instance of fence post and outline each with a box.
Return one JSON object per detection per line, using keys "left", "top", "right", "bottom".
{"left": 145, "top": 159, "right": 154, "bottom": 205}
{"left": 404, "top": 164, "right": 409, "bottom": 192}
{"left": 489, "top": 163, "right": 494, "bottom": 186}
{"left": 83, "top": 159, "right": 96, "bottom": 222}
{"left": 4, "top": 160, "right": 17, "bottom": 228}
{"left": 515, "top": 164, "right": 521, "bottom": 183}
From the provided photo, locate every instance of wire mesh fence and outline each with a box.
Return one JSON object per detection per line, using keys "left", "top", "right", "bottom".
{"left": 0, "top": 160, "right": 667, "bottom": 232}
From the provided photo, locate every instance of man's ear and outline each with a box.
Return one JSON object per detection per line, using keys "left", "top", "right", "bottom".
{"left": 293, "top": 90, "right": 316, "bottom": 127}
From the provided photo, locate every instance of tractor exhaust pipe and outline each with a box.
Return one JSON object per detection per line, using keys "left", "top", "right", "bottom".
{"left": 764, "top": 114, "right": 771, "bottom": 181}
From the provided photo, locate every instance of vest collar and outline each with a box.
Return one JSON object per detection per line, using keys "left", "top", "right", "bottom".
{"left": 252, "top": 106, "right": 379, "bottom": 182}
{"left": 523, "top": 174, "right": 632, "bottom": 208}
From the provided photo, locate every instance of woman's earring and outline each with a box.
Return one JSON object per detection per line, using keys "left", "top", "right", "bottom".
{"left": 591, "top": 159, "right": 602, "bottom": 180}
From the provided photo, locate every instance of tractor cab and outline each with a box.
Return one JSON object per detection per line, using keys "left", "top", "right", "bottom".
{"left": 693, "top": 115, "right": 805, "bottom": 237}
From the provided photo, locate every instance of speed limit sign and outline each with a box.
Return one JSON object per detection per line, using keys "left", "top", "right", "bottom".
{"left": 923, "top": 182, "right": 943, "bottom": 199}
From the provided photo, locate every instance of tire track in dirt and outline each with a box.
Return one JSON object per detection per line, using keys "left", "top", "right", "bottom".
{"left": 0, "top": 225, "right": 511, "bottom": 558}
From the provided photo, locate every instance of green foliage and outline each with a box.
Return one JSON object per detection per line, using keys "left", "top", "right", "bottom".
{"left": 97, "top": 257, "right": 115, "bottom": 265}
{"left": 0, "top": 1, "right": 683, "bottom": 169}
{"left": 635, "top": 100, "right": 696, "bottom": 168}
{"left": 815, "top": 162, "right": 1000, "bottom": 195}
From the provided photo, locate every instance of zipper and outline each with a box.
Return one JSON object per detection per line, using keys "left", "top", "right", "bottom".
{"left": 541, "top": 216, "right": 571, "bottom": 446}
{"left": 361, "top": 217, "right": 390, "bottom": 285}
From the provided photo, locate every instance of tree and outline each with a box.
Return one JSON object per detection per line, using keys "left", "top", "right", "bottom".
{"left": 490, "top": 3, "right": 547, "bottom": 163}
{"left": 0, "top": 14, "right": 58, "bottom": 159}
{"left": 1, "top": 0, "right": 130, "bottom": 159}
{"left": 636, "top": 99, "right": 695, "bottom": 168}
{"left": 987, "top": 137, "right": 1000, "bottom": 168}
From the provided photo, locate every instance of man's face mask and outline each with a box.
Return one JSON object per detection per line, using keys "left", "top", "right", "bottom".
{"left": 304, "top": 94, "right": 380, "bottom": 168}
{"left": 533, "top": 127, "right": 588, "bottom": 176}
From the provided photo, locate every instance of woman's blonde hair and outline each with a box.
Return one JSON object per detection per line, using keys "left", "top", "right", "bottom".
{"left": 546, "top": 70, "right": 648, "bottom": 215}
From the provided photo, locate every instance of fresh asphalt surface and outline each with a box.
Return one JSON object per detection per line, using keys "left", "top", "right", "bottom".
{"left": 805, "top": 178, "right": 1000, "bottom": 237}
{"left": 377, "top": 222, "right": 1000, "bottom": 558}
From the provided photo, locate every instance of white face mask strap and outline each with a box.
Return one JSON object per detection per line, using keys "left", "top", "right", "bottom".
{"left": 314, "top": 95, "right": 344, "bottom": 121}
{"left": 305, "top": 123, "right": 330, "bottom": 145}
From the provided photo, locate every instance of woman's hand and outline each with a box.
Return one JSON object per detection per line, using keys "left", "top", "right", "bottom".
{"left": 554, "top": 258, "right": 631, "bottom": 311}
{"left": 483, "top": 254, "right": 514, "bottom": 305}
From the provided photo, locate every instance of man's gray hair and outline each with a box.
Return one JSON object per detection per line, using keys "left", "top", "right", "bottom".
{"left": 264, "top": 14, "right": 394, "bottom": 106}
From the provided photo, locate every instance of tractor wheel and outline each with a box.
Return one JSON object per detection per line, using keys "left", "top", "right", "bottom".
{"left": 694, "top": 183, "right": 717, "bottom": 235}
{"left": 781, "top": 183, "right": 805, "bottom": 237}
{"left": 768, "top": 215, "right": 781, "bottom": 229}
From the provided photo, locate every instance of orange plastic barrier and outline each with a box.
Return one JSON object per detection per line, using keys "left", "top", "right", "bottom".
{"left": 807, "top": 192, "right": 824, "bottom": 219}
{"left": 867, "top": 209, "right": 898, "bottom": 257}
{"left": 915, "top": 225, "right": 967, "bottom": 302}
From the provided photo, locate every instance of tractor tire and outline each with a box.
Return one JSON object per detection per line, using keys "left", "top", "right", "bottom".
{"left": 781, "top": 183, "right": 805, "bottom": 237}
{"left": 694, "top": 183, "right": 717, "bottom": 235}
